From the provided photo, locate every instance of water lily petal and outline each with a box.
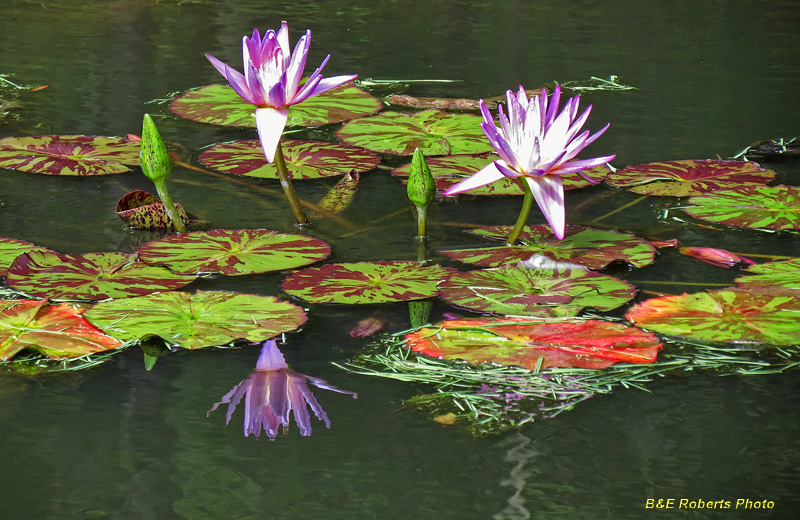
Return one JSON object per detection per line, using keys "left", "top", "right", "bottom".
{"left": 255, "top": 339, "right": 288, "bottom": 370}
{"left": 443, "top": 161, "right": 506, "bottom": 195}
{"left": 255, "top": 107, "right": 290, "bottom": 163}
{"left": 525, "top": 175, "right": 565, "bottom": 239}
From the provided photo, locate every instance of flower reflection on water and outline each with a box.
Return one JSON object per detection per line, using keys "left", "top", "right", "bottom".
{"left": 209, "top": 339, "right": 357, "bottom": 439}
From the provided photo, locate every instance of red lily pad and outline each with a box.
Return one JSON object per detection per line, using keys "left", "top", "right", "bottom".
{"left": 281, "top": 261, "right": 454, "bottom": 304}
{"left": 6, "top": 251, "right": 196, "bottom": 300}
{"left": 684, "top": 185, "right": 800, "bottom": 231}
{"left": 1, "top": 237, "right": 50, "bottom": 277}
{"left": 438, "top": 264, "right": 636, "bottom": 317}
{"left": 390, "top": 154, "right": 608, "bottom": 194}
{"left": 84, "top": 290, "right": 306, "bottom": 349}
{"left": 605, "top": 160, "right": 775, "bottom": 196}
{"left": 439, "top": 225, "right": 656, "bottom": 269}
{"left": 0, "top": 135, "right": 140, "bottom": 176}
{"left": 625, "top": 289, "right": 800, "bottom": 345}
{"left": 0, "top": 299, "right": 123, "bottom": 361}
{"left": 115, "top": 190, "right": 194, "bottom": 230}
{"left": 735, "top": 258, "right": 800, "bottom": 295}
{"left": 198, "top": 139, "right": 380, "bottom": 179}
{"left": 336, "top": 109, "right": 494, "bottom": 156}
{"left": 405, "top": 317, "right": 662, "bottom": 370}
{"left": 169, "top": 82, "right": 382, "bottom": 128}
{"left": 137, "top": 229, "right": 330, "bottom": 276}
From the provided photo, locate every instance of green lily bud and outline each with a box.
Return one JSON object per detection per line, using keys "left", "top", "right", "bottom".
{"left": 407, "top": 148, "right": 435, "bottom": 209}
{"left": 140, "top": 113, "right": 171, "bottom": 182}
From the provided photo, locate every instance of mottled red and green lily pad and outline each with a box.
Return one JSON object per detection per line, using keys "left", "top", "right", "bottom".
{"left": 1, "top": 237, "right": 51, "bottom": 277}
{"left": 438, "top": 264, "right": 636, "bottom": 317}
{"left": 6, "top": 251, "right": 196, "bottom": 300}
{"left": 84, "top": 290, "right": 306, "bottom": 349}
{"left": 0, "top": 299, "right": 123, "bottom": 361}
{"left": 625, "top": 289, "right": 800, "bottom": 345}
{"left": 115, "top": 190, "right": 194, "bottom": 230}
{"left": 735, "top": 258, "right": 800, "bottom": 296}
{"left": 390, "top": 154, "right": 608, "bottom": 194}
{"left": 198, "top": 139, "right": 380, "bottom": 179}
{"left": 0, "top": 135, "right": 140, "bottom": 176}
{"left": 336, "top": 109, "right": 494, "bottom": 156}
{"left": 137, "top": 229, "right": 330, "bottom": 276}
{"left": 439, "top": 225, "right": 656, "bottom": 269}
{"left": 169, "top": 82, "right": 382, "bottom": 128}
{"left": 281, "top": 261, "right": 454, "bottom": 304}
{"left": 405, "top": 317, "right": 662, "bottom": 370}
{"left": 605, "top": 159, "right": 775, "bottom": 196}
{"left": 684, "top": 185, "right": 800, "bottom": 231}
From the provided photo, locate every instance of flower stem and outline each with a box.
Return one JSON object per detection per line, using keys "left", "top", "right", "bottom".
{"left": 154, "top": 180, "right": 186, "bottom": 233}
{"left": 415, "top": 205, "right": 428, "bottom": 239}
{"left": 274, "top": 141, "right": 309, "bottom": 226}
{"left": 506, "top": 179, "right": 534, "bottom": 246}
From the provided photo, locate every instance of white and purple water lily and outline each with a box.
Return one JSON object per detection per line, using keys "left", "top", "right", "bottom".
{"left": 209, "top": 339, "right": 357, "bottom": 439}
{"left": 444, "top": 85, "right": 615, "bottom": 241}
{"left": 206, "top": 22, "right": 357, "bottom": 163}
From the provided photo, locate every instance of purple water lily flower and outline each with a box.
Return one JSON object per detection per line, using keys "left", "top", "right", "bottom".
{"left": 206, "top": 22, "right": 357, "bottom": 163}
{"left": 444, "top": 85, "right": 615, "bottom": 240}
{"left": 209, "top": 339, "right": 357, "bottom": 439}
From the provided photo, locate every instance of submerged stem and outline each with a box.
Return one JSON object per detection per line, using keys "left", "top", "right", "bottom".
{"left": 506, "top": 179, "right": 534, "bottom": 246}
{"left": 274, "top": 141, "right": 309, "bottom": 226}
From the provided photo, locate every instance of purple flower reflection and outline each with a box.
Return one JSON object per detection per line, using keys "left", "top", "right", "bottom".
{"left": 209, "top": 339, "right": 357, "bottom": 439}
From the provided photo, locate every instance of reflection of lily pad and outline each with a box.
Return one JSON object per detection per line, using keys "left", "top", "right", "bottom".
{"left": 336, "top": 109, "right": 493, "bottom": 156}
{"left": 6, "top": 251, "right": 196, "bottom": 300}
{"left": 405, "top": 317, "right": 662, "bottom": 369}
{"left": 735, "top": 258, "right": 800, "bottom": 295}
{"left": 198, "top": 139, "right": 380, "bottom": 179}
{"left": 438, "top": 265, "right": 636, "bottom": 317}
{"left": 0, "top": 135, "right": 140, "bottom": 175}
{"left": 625, "top": 289, "right": 800, "bottom": 345}
{"left": 1, "top": 237, "right": 50, "bottom": 277}
{"left": 281, "top": 261, "right": 454, "bottom": 304}
{"left": 605, "top": 160, "right": 775, "bottom": 196}
{"left": 138, "top": 229, "right": 330, "bottom": 276}
{"left": 169, "top": 83, "right": 382, "bottom": 127}
{"left": 390, "top": 154, "right": 607, "bottom": 194}
{"left": 0, "top": 299, "right": 123, "bottom": 361}
{"left": 440, "top": 225, "right": 656, "bottom": 269}
{"left": 115, "top": 190, "right": 195, "bottom": 230}
{"left": 85, "top": 290, "right": 306, "bottom": 349}
{"left": 684, "top": 185, "right": 800, "bottom": 231}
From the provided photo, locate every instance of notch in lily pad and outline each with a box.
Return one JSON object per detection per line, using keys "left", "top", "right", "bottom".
{"left": 140, "top": 114, "right": 186, "bottom": 233}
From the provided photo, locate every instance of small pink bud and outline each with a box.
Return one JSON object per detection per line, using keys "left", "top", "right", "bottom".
{"left": 679, "top": 247, "right": 755, "bottom": 268}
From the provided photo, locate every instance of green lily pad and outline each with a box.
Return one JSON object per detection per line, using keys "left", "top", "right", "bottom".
{"left": 336, "top": 109, "right": 493, "bottom": 156}
{"left": 439, "top": 225, "right": 656, "bottom": 269}
{"left": 438, "top": 264, "right": 636, "bottom": 317}
{"left": 169, "top": 83, "right": 382, "bottom": 128}
{"left": 390, "top": 154, "right": 608, "bottom": 194}
{"left": 137, "top": 229, "right": 330, "bottom": 276}
{"left": 281, "top": 261, "right": 455, "bottom": 304}
{"left": 0, "top": 299, "right": 123, "bottom": 361}
{"left": 684, "top": 185, "right": 800, "bottom": 231}
{"left": 1, "top": 237, "right": 50, "bottom": 277}
{"left": 735, "top": 258, "right": 800, "bottom": 295}
{"left": 6, "top": 251, "right": 196, "bottom": 300}
{"left": 605, "top": 159, "right": 775, "bottom": 196}
{"left": 198, "top": 139, "right": 380, "bottom": 179}
{"left": 625, "top": 289, "right": 800, "bottom": 345}
{"left": 0, "top": 135, "right": 140, "bottom": 175}
{"left": 405, "top": 316, "right": 662, "bottom": 370}
{"left": 84, "top": 290, "right": 306, "bottom": 349}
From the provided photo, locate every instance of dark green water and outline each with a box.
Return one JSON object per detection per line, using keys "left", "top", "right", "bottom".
{"left": 1, "top": 1, "right": 799, "bottom": 518}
